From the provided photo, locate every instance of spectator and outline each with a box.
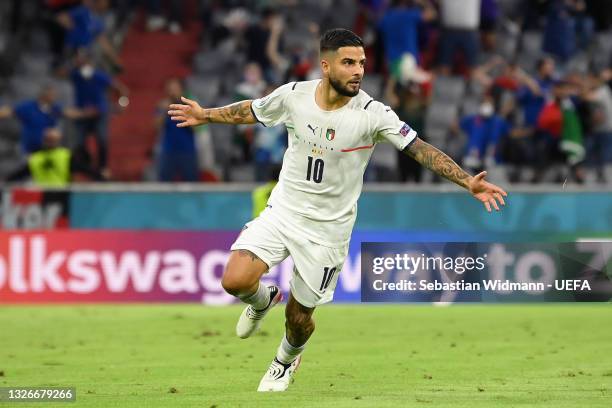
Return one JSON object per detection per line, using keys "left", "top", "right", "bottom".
{"left": 155, "top": 78, "right": 199, "bottom": 182}
{"left": 235, "top": 63, "right": 267, "bottom": 101}
{"left": 385, "top": 78, "right": 430, "bottom": 182}
{"left": 516, "top": 56, "right": 557, "bottom": 128}
{"left": 42, "top": 0, "right": 82, "bottom": 69}
{"left": 244, "top": 7, "right": 288, "bottom": 83}
{"left": 480, "top": 0, "right": 501, "bottom": 51}
{"left": 57, "top": 0, "right": 122, "bottom": 70}
{"left": 0, "top": 84, "right": 94, "bottom": 154}
{"left": 542, "top": 0, "right": 577, "bottom": 63}
{"left": 460, "top": 95, "right": 511, "bottom": 172}
{"left": 252, "top": 165, "right": 281, "bottom": 218}
{"left": 250, "top": 86, "right": 286, "bottom": 182}
{"left": 437, "top": 0, "right": 482, "bottom": 75}
{"left": 70, "top": 52, "right": 129, "bottom": 171}
{"left": 5, "top": 127, "right": 106, "bottom": 187}
{"left": 567, "top": 0, "right": 594, "bottom": 50}
{"left": 231, "top": 64, "right": 267, "bottom": 164}
{"left": 530, "top": 80, "right": 571, "bottom": 182}
{"left": 145, "top": 0, "right": 184, "bottom": 34}
{"left": 580, "top": 71, "right": 612, "bottom": 182}
{"left": 377, "top": 0, "right": 436, "bottom": 80}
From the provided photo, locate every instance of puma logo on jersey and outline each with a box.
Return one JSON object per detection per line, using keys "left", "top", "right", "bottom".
{"left": 307, "top": 124, "right": 318, "bottom": 135}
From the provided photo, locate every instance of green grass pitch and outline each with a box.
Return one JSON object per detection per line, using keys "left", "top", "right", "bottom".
{"left": 1, "top": 304, "right": 611, "bottom": 407}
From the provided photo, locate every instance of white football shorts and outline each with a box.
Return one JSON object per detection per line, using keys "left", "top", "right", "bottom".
{"left": 230, "top": 206, "right": 349, "bottom": 308}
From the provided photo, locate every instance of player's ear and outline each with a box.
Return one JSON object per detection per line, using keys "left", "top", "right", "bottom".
{"left": 320, "top": 58, "right": 330, "bottom": 76}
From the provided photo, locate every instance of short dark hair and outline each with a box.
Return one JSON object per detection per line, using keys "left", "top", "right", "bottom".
{"left": 320, "top": 28, "right": 364, "bottom": 54}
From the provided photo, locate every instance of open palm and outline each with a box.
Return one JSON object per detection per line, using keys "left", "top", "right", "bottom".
{"left": 168, "top": 96, "right": 205, "bottom": 127}
{"left": 468, "top": 171, "right": 508, "bottom": 212}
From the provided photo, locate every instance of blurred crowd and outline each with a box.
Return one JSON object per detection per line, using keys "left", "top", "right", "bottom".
{"left": 1, "top": 0, "right": 612, "bottom": 185}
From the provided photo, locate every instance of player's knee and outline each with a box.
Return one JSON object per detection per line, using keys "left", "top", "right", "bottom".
{"left": 221, "top": 272, "right": 250, "bottom": 297}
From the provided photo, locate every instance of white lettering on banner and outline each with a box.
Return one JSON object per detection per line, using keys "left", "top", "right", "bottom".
{"left": 9, "top": 235, "right": 27, "bottom": 292}
{"left": 160, "top": 250, "right": 199, "bottom": 294}
{"left": 67, "top": 251, "right": 99, "bottom": 293}
{"left": 31, "top": 236, "right": 66, "bottom": 292}
{"left": 100, "top": 251, "right": 161, "bottom": 292}
{"left": 1, "top": 192, "right": 20, "bottom": 229}
{"left": 1, "top": 192, "right": 62, "bottom": 229}
{"left": 199, "top": 250, "right": 234, "bottom": 305}
{"left": 0, "top": 235, "right": 362, "bottom": 302}
{"left": 487, "top": 244, "right": 515, "bottom": 293}
{"left": 515, "top": 251, "right": 555, "bottom": 294}
{"left": 278, "top": 259, "right": 294, "bottom": 293}
{"left": 340, "top": 253, "right": 361, "bottom": 292}
{"left": 0, "top": 256, "right": 5, "bottom": 288}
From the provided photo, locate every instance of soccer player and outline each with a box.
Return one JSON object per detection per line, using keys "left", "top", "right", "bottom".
{"left": 168, "top": 28, "right": 507, "bottom": 392}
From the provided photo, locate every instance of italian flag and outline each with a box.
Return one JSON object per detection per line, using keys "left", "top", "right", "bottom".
{"left": 560, "top": 98, "right": 585, "bottom": 165}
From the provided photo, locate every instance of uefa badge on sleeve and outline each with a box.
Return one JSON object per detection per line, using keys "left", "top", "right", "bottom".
{"left": 400, "top": 123, "right": 411, "bottom": 137}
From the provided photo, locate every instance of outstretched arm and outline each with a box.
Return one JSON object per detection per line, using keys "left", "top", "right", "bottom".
{"left": 168, "top": 97, "right": 257, "bottom": 127}
{"left": 403, "top": 137, "right": 508, "bottom": 212}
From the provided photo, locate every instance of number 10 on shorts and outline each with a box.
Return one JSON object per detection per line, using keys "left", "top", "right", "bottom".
{"left": 320, "top": 266, "right": 337, "bottom": 291}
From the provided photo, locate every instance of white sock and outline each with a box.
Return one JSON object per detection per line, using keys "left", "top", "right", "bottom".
{"left": 238, "top": 282, "right": 270, "bottom": 310}
{"left": 276, "top": 335, "right": 305, "bottom": 364}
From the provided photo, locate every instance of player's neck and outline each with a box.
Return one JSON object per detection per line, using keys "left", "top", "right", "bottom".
{"left": 316, "top": 79, "right": 351, "bottom": 111}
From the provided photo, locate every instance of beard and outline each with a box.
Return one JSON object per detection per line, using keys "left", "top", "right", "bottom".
{"left": 329, "top": 75, "right": 360, "bottom": 97}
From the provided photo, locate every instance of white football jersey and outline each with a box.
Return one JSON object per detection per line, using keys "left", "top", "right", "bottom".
{"left": 251, "top": 79, "right": 417, "bottom": 247}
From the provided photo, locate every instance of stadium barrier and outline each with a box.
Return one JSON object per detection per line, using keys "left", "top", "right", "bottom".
{"left": 0, "top": 184, "right": 610, "bottom": 303}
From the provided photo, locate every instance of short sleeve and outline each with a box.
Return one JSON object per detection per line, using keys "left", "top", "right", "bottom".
{"left": 250, "top": 82, "right": 294, "bottom": 127}
{"left": 370, "top": 101, "right": 417, "bottom": 151}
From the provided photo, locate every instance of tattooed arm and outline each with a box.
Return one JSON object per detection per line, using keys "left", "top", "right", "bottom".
{"left": 403, "top": 137, "right": 471, "bottom": 188}
{"left": 403, "top": 137, "right": 508, "bottom": 212}
{"left": 168, "top": 97, "right": 256, "bottom": 127}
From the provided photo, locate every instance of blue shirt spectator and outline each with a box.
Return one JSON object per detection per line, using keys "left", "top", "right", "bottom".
{"left": 378, "top": 7, "right": 422, "bottom": 63}
{"left": 70, "top": 67, "right": 112, "bottom": 114}
{"left": 64, "top": 5, "right": 105, "bottom": 49}
{"left": 461, "top": 113, "right": 510, "bottom": 160}
{"left": 516, "top": 77, "right": 555, "bottom": 127}
{"left": 156, "top": 78, "right": 199, "bottom": 182}
{"left": 161, "top": 113, "right": 196, "bottom": 154}
{"left": 14, "top": 100, "right": 64, "bottom": 153}
{"left": 543, "top": 0, "right": 576, "bottom": 62}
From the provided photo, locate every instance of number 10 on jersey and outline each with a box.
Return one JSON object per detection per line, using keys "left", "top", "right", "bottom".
{"left": 306, "top": 156, "right": 324, "bottom": 183}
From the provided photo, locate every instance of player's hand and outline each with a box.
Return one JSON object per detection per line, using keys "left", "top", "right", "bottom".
{"left": 467, "top": 171, "right": 508, "bottom": 213}
{"left": 168, "top": 96, "right": 206, "bottom": 127}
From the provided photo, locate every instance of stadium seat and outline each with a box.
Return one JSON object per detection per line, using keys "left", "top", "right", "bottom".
{"left": 193, "top": 50, "right": 228, "bottom": 75}
{"left": 520, "top": 31, "right": 543, "bottom": 56}
{"left": 460, "top": 97, "right": 480, "bottom": 116}
{"left": 186, "top": 76, "right": 220, "bottom": 107}
{"left": 370, "top": 142, "right": 398, "bottom": 173}
{"left": 565, "top": 52, "right": 590, "bottom": 74}
{"left": 426, "top": 102, "right": 459, "bottom": 130}
{"left": 9, "top": 75, "right": 47, "bottom": 100}
{"left": 229, "top": 164, "right": 256, "bottom": 182}
{"left": 55, "top": 79, "right": 74, "bottom": 106}
{"left": 19, "top": 52, "right": 52, "bottom": 77}
{"left": 361, "top": 74, "right": 383, "bottom": 101}
{"left": 432, "top": 76, "right": 465, "bottom": 103}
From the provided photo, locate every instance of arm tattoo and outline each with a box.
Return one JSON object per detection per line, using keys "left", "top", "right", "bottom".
{"left": 403, "top": 137, "right": 471, "bottom": 189}
{"left": 204, "top": 100, "right": 256, "bottom": 125}
{"left": 237, "top": 249, "right": 264, "bottom": 263}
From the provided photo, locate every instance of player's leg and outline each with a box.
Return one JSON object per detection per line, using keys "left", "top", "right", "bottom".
{"left": 222, "top": 249, "right": 268, "bottom": 298}
{"left": 284, "top": 293, "right": 315, "bottom": 353}
{"left": 227, "top": 213, "right": 289, "bottom": 338}
{"left": 257, "top": 241, "right": 347, "bottom": 392}
{"left": 257, "top": 293, "right": 313, "bottom": 392}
